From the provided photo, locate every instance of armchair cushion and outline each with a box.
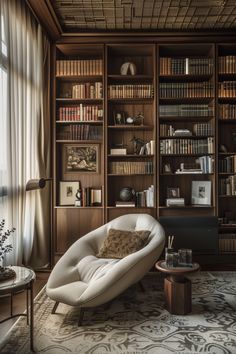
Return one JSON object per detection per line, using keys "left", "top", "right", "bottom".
{"left": 96, "top": 228, "right": 150, "bottom": 259}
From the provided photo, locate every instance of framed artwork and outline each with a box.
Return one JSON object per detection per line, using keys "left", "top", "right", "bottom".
{"left": 167, "top": 187, "right": 180, "bottom": 198}
{"left": 60, "top": 181, "right": 80, "bottom": 205}
{"left": 191, "top": 181, "right": 211, "bottom": 205}
{"left": 64, "top": 144, "right": 99, "bottom": 173}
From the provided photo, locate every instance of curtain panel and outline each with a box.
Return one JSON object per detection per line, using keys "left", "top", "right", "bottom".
{"left": 0, "top": 0, "right": 51, "bottom": 268}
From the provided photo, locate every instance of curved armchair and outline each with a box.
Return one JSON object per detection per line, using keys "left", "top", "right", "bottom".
{"left": 46, "top": 214, "right": 165, "bottom": 312}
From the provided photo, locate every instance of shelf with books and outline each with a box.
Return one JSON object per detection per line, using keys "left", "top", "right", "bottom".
{"left": 53, "top": 44, "right": 105, "bottom": 261}
{"left": 106, "top": 44, "right": 156, "bottom": 221}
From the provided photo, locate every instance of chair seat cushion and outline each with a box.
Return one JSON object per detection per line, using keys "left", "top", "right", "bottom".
{"left": 96, "top": 228, "right": 150, "bottom": 259}
{"left": 77, "top": 255, "right": 120, "bottom": 283}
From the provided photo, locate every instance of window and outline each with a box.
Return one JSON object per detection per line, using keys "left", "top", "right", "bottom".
{"left": 0, "top": 13, "right": 8, "bottom": 201}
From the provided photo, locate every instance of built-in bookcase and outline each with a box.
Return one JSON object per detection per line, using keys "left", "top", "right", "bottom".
{"left": 158, "top": 44, "right": 216, "bottom": 217}
{"left": 217, "top": 44, "right": 236, "bottom": 256}
{"left": 52, "top": 40, "right": 236, "bottom": 265}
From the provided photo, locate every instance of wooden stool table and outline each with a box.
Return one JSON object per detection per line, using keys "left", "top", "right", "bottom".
{"left": 155, "top": 260, "right": 200, "bottom": 315}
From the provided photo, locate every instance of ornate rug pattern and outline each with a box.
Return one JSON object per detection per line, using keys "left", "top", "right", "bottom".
{"left": 0, "top": 272, "right": 236, "bottom": 354}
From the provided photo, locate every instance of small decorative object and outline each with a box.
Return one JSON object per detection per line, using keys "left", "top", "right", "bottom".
{"left": 167, "top": 187, "right": 180, "bottom": 198}
{"left": 178, "top": 248, "right": 192, "bottom": 267}
{"left": 219, "top": 144, "right": 228, "bottom": 152}
{"left": 134, "top": 112, "right": 144, "bottom": 125}
{"left": 60, "top": 181, "right": 81, "bottom": 205}
{"left": 163, "top": 163, "right": 172, "bottom": 174}
{"left": 126, "top": 117, "right": 134, "bottom": 124}
{"left": 0, "top": 219, "right": 16, "bottom": 281}
{"left": 119, "top": 187, "right": 135, "bottom": 202}
{"left": 120, "top": 62, "right": 137, "bottom": 76}
{"left": 75, "top": 182, "right": 82, "bottom": 207}
{"left": 130, "top": 136, "right": 145, "bottom": 154}
{"left": 191, "top": 181, "right": 211, "bottom": 206}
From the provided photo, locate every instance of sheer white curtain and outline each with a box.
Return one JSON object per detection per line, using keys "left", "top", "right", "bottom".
{"left": 0, "top": 0, "right": 50, "bottom": 267}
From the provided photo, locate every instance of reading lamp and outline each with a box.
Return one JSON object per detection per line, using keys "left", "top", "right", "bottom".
{"left": 26, "top": 178, "right": 52, "bottom": 191}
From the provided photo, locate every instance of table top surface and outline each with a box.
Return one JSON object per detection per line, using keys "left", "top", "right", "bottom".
{"left": 155, "top": 260, "right": 200, "bottom": 275}
{"left": 0, "top": 266, "right": 35, "bottom": 292}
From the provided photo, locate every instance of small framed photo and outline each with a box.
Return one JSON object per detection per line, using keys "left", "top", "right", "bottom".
{"left": 64, "top": 144, "right": 99, "bottom": 173}
{"left": 60, "top": 181, "right": 80, "bottom": 205}
{"left": 191, "top": 181, "right": 211, "bottom": 205}
{"left": 167, "top": 187, "right": 180, "bottom": 198}
{"left": 113, "top": 111, "right": 125, "bottom": 125}
{"left": 163, "top": 163, "right": 172, "bottom": 174}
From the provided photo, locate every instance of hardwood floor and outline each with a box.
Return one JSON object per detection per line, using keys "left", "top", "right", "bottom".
{"left": 0, "top": 271, "right": 49, "bottom": 340}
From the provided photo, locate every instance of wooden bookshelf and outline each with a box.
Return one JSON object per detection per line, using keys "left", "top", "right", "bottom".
{"left": 52, "top": 40, "right": 236, "bottom": 264}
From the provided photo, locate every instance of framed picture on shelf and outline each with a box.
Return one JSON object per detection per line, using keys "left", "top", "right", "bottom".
{"left": 113, "top": 111, "right": 125, "bottom": 125}
{"left": 64, "top": 144, "right": 99, "bottom": 173}
{"left": 167, "top": 187, "right": 180, "bottom": 198}
{"left": 59, "top": 181, "right": 80, "bottom": 205}
{"left": 191, "top": 181, "right": 211, "bottom": 206}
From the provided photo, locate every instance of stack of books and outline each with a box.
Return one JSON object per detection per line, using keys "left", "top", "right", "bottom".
{"left": 166, "top": 198, "right": 185, "bottom": 207}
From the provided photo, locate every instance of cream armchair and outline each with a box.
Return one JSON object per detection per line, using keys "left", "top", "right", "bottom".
{"left": 46, "top": 214, "right": 165, "bottom": 322}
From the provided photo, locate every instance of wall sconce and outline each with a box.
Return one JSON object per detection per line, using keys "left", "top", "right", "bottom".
{"left": 26, "top": 178, "right": 52, "bottom": 191}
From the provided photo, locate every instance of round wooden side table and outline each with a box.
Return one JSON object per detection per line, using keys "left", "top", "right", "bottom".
{"left": 0, "top": 266, "right": 35, "bottom": 351}
{"left": 155, "top": 260, "right": 200, "bottom": 315}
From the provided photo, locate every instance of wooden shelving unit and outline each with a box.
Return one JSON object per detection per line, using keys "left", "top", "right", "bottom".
{"left": 52, "top": 40, "right": 236, "bottom": 264}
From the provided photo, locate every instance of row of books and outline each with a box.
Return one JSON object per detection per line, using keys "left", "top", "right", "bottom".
{"left": 78, "top": 187, "right": 103, "bottom": 207}
{"left": 160, "top": 82, "right": 213, "bottom": 98}
{"left": 175, "top": 156, "right": 214, "bottom": 174}
{"left": 159, "top": 104, "right": 213, "bottom": 117}
{"left": 56, "top": 59, "right": 103, "bottom": 76}
{"left": 57, "top": 125, "right": 102, "bottom": 141}
{"left": 160, "top": 57, "right": 213, "bottom": 75}
{"left": 58, "top": 105, "right": 103, "bottom": 122}
{"left": 219, "top": 104, "right": 236, "bottom": 120}
{"left": 219, "top": 56, "right": 236, "bottom": 74}
{"left": 219, "top": 175, "right": 236, "bottom": 196}
{"left": 139, "top": 140, "right": 155, "bottom": 155}
{"left": 218, "top": 81, "right": 236, "bottom": 97}
{"left": 219, "top": 234, "right": 236, "bottom": 253}
{"left": 160, "top": 123, "right": 213, "bottom": 137}
{"left": 136, "top": 185, "right": 154, "bottom": 207}
{"left": 108, "top": 84, "right": 154, "bottom": 99}
{"left": 219, "top": 155, "right": 236, "bottom": 173}
{"left": 160, "top": 137, "right": 214, "bottom": 155}
{"left": 109, "top": 161, "right": 153, "bottom": 174}
{"left": 72, "top": 82, "right": 103, "bottom": 99}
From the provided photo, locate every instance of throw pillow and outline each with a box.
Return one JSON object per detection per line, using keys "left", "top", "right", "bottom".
{"left": 97, "top": 228, "right": 150, "bottom": 259}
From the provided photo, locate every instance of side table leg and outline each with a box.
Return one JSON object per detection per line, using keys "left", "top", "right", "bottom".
{"left": 10, "top": 291, "right": 13, "bottom": 317}
{"left": 26, "top": 288, "right": 29, "bottom": 325}
{"left": 30, "top": 281, "right": 34, "bottom": 352}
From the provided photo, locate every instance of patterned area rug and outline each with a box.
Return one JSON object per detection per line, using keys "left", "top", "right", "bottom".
{"left": 0, "top": 272, "right": 236, "bottom": 354}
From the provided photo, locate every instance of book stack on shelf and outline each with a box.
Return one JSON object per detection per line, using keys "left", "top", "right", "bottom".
{"left": 57, "top": 124, "right": 102, "bottom": 141}
{"left": 219, "top": 155, "right": 236, "bottom": 173}
{"left": 175, "top": 158, "right": 213, "bottom": 174}
{"left": 160, "top": 137, "right": 214, "bottom": 154}
{"left": 81, "top": 187, "right": 102, "bottom": 207}
{"left": 72, "top": 82, "right": 103, "bottom": 99}
{"left": 166, "top": 198, "right": 185, "bottom": 207}
{"left": 115, "top": 185, "right": 154, "bottom": 208}
{"left": 159, "top": 104, "right": 213, "bottom": 117}
{"left": 218, "top": 81, "right": 236, "bottom": 97}
{"left": 58, "top": 105, "right": 103, "bottom": 121}
{"left": 219, "top": 55, "right": 236, "bottom": 74}
{"left": 139, "top": 140, "right": 155, "bottom": 155}
{"left": 219, "top": 175, "right": 236, "bottom": 196}
{"left": 193, "top": 123, "right": 213, "bottom": 136}
{"left": 108, "top": 84, "right": 153, "bottom": 99}
{"left": 56, "top": 59, "right": 103, "bottom": 76}
{"left": 219, "top": 233, "right": 236, "bottom": 253}
{"left": 219, "top": 104, "right": 236, "bottom": 120}
{"left": 160, "top": 82, "right": 213, "bottom": 98}
{"left": 160, "top": 57, "right": 213, "bottom": 75}
{"left": 109, "top": 161, "right": 153, "bottom": 175}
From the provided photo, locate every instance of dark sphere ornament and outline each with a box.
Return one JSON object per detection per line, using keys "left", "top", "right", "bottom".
{"left": 119, "top": 187, "right": 135, "bottom": 201}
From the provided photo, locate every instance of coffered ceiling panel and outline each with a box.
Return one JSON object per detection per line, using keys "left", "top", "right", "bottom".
{"left": 49, "top": 0, "right": 236, "bottom": 32}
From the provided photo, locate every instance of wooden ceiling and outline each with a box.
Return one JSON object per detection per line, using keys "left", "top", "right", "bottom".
{"left": 49, "top": 0, "right": 236, "bottom": 32}
{"left": 26, "top": 0, "right": 236, "bottom": 41}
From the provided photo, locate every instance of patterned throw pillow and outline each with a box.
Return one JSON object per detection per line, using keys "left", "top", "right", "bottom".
{"left": 97, "top": 228, "right": 151, "bottom": 259}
